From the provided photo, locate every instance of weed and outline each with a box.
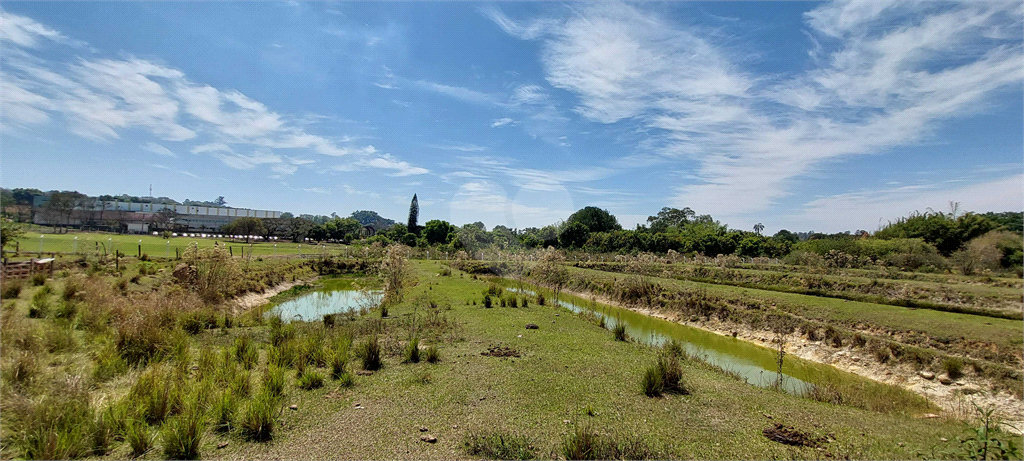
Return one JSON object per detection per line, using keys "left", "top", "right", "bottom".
{"left": 612, "top": 323, "right": 628, "bottom": 342}
{"left": 356, "top": 335, "right": 383, "bottom": 371}
{"left": 805, "top": 381, "right": 844, "bottom": 405}
{"left": 404, "top": 337, "right": 421, "bottom": 363}
{"left": 464, "top": 430, "right": 536, "bottom": 460}
{"left": 297, "top": 370, "right": 325, "bottom": 390}
{"left": 116, "top": 315, "right": 171, "bottom": 367}
{"left": 239, "top": 390, "right": 278, "bottom": 442}
{"left": 424, "top": 344, "right": 440, "bottom": 364}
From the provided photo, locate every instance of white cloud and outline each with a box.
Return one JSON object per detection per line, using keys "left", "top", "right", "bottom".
{"left": 426, "top": 143, "right": 487, "bottom": 152}
{"left": 0, "top": 10, "right": 85, "bottom": 48}
{"left": 373, "top": 82, "right": 398, "bottom": 89}
{"left": 142, "top": 142, "right": 177, "bottom": 157}
{"left": 358, "top": 154, "right": 429, "bottom": 176}
{"left": 490, "top": 117, "right": 514, "bottom": 127}
{"left": 791, "top": 174, "right": 1023, "bottom": 233}
{"left": 486, "top": 2, "right": 1024, "bottom": 217}
{"left": 413, "top": 80, "right": 497, "bottom": 105}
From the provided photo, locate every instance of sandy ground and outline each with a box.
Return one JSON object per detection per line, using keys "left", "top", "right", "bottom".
{"left": 229, "top": 278, "right": 314, "bottom": 313}
{"left": 562, "top": 288, "right": 1024, "bottom": 434}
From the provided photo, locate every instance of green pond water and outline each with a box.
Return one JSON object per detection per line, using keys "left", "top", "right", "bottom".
{"left": 507, "top": 286, "right": 887, "bottom": 396}
{"left": 264, "top": 280, "right": 382, "bottom": 322}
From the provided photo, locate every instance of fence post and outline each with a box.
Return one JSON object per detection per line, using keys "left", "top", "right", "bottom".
{"left": 229, "top": 246, "right": 233, "bottom": 257}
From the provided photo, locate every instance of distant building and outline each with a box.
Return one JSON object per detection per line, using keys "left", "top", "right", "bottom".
{"left": 32, "top": 197, "right": 282, "bottom": 233}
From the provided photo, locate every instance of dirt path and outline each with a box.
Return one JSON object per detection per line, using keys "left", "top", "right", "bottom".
{"left": 560, "top": 288, "right": 1023, "bottom": 434}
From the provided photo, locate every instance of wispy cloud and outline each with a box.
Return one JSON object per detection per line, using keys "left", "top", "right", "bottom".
{"left": 426, "top": 143, "right": 487, "bottom": 152}
{"left": 412, "top": 80, "right": 497, "bottom": 105}
{"left": 142, "top": 142, "right": 177, "bottom": 158}
{"left": 485, "top": 2, "right": 1024, "bottom": 217}
{"left": 490, "top": 117, "right": 514, "bottom": 127}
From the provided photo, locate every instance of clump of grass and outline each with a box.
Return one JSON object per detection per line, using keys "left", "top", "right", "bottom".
{"left": 536, "top": 293, "right": 545, "bottom": 306}
{"left": 356, "top": 335, "right": 382, "bottom": 371}
{"left": 92, "top": 341, "right": 128, "bottom": 382}
{"left": 404, "top": 337, "right": 421, "bottom": 363}
{"left": 297, "top": 369, "right": 325, "bottom": 390}
{"left": 130, "top": 365, "right": 179, "bottom": 425}
{"left": 612, "top": 323, "right": 628, "bottom": 342}
{"left": 664, "top": 340, "right": 685, "bottom": 358}
{"left": 410, "top": 371, "right": 432, "bottom": 385}
{"left": 9, "top": 382, "right": 97, "bottom": 460}
{"left": 239, "top": 390, "right": 278, "bottom": 442}
{"left": 483, "top": 295, "right": 493, "bottom": 309}
{"left": 211, "top": 391, "right": 237, "bottom": 433}
{"left": 31, "top": 272, "right": 46, "bottom": 286}
{"left": 561, "top": 425, "right": 659, "bottom": 460}
{"left": 464, "top": 430, "right": 536, "bottom": 460}
{"left": 805, "top": 381, "right": 844, "bottom": 405}
{"left": 424, "top": 345, "right": 440, "bottom": 364}
{"left": 234, "top": 334, "right": 259, "bottom": 370}
{"left": 522, "top": 297, "right": 529, "bottom": 308}
{"left": 337, "top": 372, "right": 354, "bottom": 387}
{"left": 641, "top": 354, "right": 687, "bottom": 397}
{"left": 873, "top": 344, "right": 892, "bottom": 364}
{"left": 160, "top": 402, "right": 207, "bottom": 460}
{"left": 232, "top": 369, "right": 252, "bottom": 398}
{"left": 2, "top": 351, "right": 39, "bottom": 390}
{"left": 824, "top": 326, "right": 844, "bottom": 348}
{"left": 116, "top": 315, "right": 171, "bottom": 367}
{"left": 330, "top": 350, "right": 348, "bottom": 380}
{"left": 125, "top": 417, "right": 153, "bottom": 457}
{"left": 942, "top": 356, "right": 965, "bottom": 380}
{"left": 28, "top": 289, "right": 50, "bottom": 318}
{"left": 44, "top": 320, "right": 77, "bottom": 353}
{"left": 2, "top": 280, "right": 23, "bottom": 299}
{"left": 852, "top": 333, "right": 867, "bottom": 348}
{"left": 264, "top": 365, "right": 286, "bottom": 398}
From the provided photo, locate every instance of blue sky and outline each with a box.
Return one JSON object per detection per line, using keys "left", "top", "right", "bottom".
{"left": 2, "top": 1, "right": 1021, "bottom": 233}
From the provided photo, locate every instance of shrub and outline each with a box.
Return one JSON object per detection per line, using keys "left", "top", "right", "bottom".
{"left": 161, "top": 404, "right": 207, "bottom": 460}
{"left": 356, "top": 336, "right": 382, "bottom": 371}
{"left": 641, "top": 354, "right": 687, "bottom": 397}
{"left": 612, "top": 323, "right": 627, "bottom": 342}
{"left": 239, "top": 390, "right": 278, "bottom": 442}
{"left": 3, "top": 281, "right": 23, "bottom": 299}
{"left": 297, "top": 370, "right": 325, "bottom": 390}
{"left": 125, "top": 417, "right": 153, "bottom": 457}
{"left": 211, "top": 391, "right": 237, "bottom": 432}
{"left": 404, "top": 337, "right": 421, "bottom": 363}
{"left": 424, "top": 345, "right": 440, "bottom": 364}
{"left": 464, "top": 431, "right": 536, "bottom": 460}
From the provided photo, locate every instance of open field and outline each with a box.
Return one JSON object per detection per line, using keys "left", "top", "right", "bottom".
{"left": 3, "top": 252, "right": 1018, "bottom": 460}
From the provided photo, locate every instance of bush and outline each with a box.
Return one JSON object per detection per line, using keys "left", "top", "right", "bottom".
{"left": 297, "top": 370, "right": 325, "bottom": 390}
{"left": 239, "top": 390, "right": 278, "bottom": 442}
{"left": 356, "top": 336, "right": 382, "bottom": 371}
{"left": 161, "top": 404, "right": 207, "bottom": 460}
{"left": 612, "top": 323, "right": 627, "bottom": 342}
{"left": 464, "top": 431, "right": 536, "bottom": 460}
{"left": 424, "top": 345, "right": 440, "bottom": 364}
{"left": 641, "top": 354, "right": 687, "bottom": 397}
{"left": 404, "top": 337, "right": 421, "bottom": 363}
{"left": 3, "top": 281, "right": 23, "bottom": 299}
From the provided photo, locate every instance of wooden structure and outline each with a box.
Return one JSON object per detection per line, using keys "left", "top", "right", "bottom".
{"left": 1, "top": 258, "right": 55, "bottom": 282}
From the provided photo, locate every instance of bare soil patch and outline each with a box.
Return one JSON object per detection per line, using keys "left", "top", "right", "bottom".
{"left": 481, "top": 345, "right": 520, "bottom": 358}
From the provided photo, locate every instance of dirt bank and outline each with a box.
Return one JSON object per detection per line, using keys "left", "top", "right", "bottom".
{"left": 561, "top": 288, "right": 1023, "bottom": 434}
{"left": 230, "top": 279, "right": 314, "bottom": 313}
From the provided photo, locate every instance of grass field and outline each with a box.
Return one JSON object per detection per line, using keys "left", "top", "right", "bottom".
{"left": 3, "top": 253, "right": 1019, "bottom": 460}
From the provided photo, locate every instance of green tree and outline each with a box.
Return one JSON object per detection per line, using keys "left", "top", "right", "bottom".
{"left": 423, "top": 219, "right": 455, "bottom": 245}
{"left": 558, "top": 221, "right": 590, "bottom": 248}
{"left": 567, "top": 206, "right": 621, "bottom": 233}
{"left": 222, "top": 217, "right": 266, "bottom": 243}
{"left": 773, "top": 229, "right": 799, "bottom": 244}
{"left": 407, "top": 194, "right": 420, "bottom": 234}
{"left": 1, "top": 219, "right": 24, "bottom": 250}
{"left": 646, "top": 207, "right": 695, "bottom": 232}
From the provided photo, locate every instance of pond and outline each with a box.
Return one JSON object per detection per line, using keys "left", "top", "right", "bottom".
{"left": 264, "top": 281, "right": 382, "bottom": 323}
{"left": 507, "top": 286, "right": 872, "bottom": 396}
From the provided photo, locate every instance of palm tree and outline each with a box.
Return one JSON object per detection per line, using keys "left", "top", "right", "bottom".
{"left": 753, "top": 223, "right": 764, "bottom": 235}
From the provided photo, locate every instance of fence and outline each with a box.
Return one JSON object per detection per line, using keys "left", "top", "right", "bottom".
{"left": 1, "top": 258, "right": 55, "bottom": 282}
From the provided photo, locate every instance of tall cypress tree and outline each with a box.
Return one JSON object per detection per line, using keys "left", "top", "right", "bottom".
{"left": 407, "top": 194, "right": 419, "bottom": 234}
